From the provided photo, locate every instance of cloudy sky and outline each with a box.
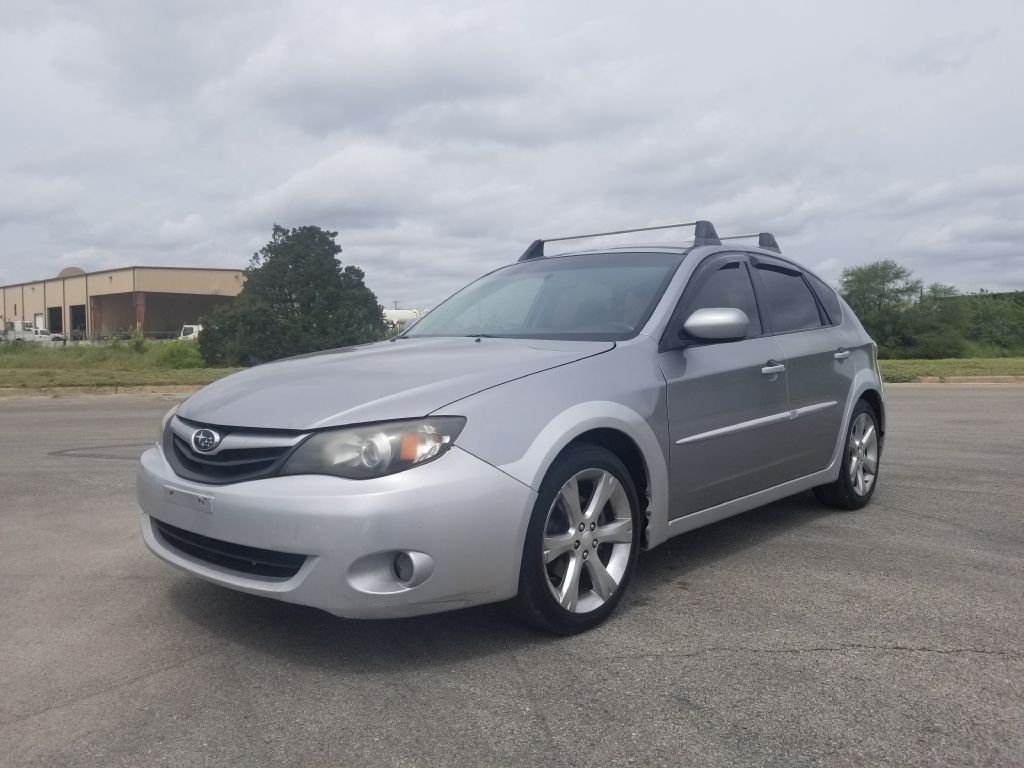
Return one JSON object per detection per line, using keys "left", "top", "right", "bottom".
{"left": 2, "top": 0, "right": 1022, "bottom": 307}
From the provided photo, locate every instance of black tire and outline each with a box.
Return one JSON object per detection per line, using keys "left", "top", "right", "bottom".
{"left": 814, "top": 399, "right": 881, "bottom": 510}
{"left": 512, "top": 444, "right": 641, "bottom": 635}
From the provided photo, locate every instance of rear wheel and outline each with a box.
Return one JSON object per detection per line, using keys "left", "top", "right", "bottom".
{"left": 814, "top": 399, "right": 880, "bottom": 510}
{"left": 513, "top": 445, "right": 641, "bottom": 634}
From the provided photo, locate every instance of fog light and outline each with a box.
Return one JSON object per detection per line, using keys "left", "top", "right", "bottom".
{"left": 393, "top": 552, "right": 414, "bottom": 582}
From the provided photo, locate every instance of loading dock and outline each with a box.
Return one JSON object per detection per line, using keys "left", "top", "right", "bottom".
{"left": 1, "top": 266, "right": 244, "bottom": 339}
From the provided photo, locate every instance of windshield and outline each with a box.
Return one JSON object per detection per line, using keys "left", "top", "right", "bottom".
{"left": 406, "top": 252, "right": 683, "bottom": 341}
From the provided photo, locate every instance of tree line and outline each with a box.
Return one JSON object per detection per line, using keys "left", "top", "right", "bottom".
{"left": 839, "top": 261, "right": 1024, "bottom": 359}
{"left": 198, "top": 228, "right": 1022, "bottom": 367}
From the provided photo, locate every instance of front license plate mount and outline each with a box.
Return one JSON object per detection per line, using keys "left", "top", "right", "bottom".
{"left": 164, "top": 485, "right": 214, "bottom": 514}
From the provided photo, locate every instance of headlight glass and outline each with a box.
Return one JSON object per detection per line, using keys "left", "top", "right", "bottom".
{"left": 280, "top": 417, "right": 466, "bottom": 480}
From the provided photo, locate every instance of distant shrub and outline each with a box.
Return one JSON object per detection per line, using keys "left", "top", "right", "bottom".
{"left": 879, "top": 370, "right": 918, "bottom": 383}
{"left": 129, "top": 328, "right": 147, "bottom": 353}
{"left": 903, "top": 331, "right": 969, "bottom": 360}
{"left": 155, "top": 340, "right": 204, "bottom": 369}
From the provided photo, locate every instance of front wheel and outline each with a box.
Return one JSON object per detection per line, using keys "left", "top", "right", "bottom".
{"left": 814, "top": 399, "right": 881, "bottom": 510}
{"left": 512, "top": 445, "right": 641, "bottom": 634}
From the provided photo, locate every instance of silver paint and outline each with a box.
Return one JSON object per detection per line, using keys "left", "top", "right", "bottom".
{"left": 138, "top": 242, "right": 884, "bottom": 619}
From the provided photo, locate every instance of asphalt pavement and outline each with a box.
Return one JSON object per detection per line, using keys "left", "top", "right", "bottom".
{"left": 0, "top": 385, "right": 1021, "bottom": 767}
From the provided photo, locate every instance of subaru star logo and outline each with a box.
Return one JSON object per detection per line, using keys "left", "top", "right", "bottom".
{"left": 191, "top": 428, "right": 221, "bottom": 453}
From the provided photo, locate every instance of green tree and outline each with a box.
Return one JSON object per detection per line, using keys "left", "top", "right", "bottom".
{"left": 839, "top": 260, "right": 923, "bottom": 355}
{"left": 199, "top": 225, "right": 387, "bottom": 366}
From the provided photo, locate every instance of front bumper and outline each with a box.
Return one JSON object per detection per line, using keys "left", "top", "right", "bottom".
{"left": 137, "top": 444, "right": 536, "bottom": 618}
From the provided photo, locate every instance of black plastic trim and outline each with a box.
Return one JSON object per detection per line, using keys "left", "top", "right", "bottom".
{"left": 164, "top": 418, "right": 306, "bottom": 486}
{"left": 153, "top": 519, "right": 306, "bottom": 579}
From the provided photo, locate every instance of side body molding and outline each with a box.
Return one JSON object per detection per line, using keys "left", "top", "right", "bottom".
{"left": 664, "top": 369, "right": 884, "bottom": 539}
{"left": 674, "top": 400, "right": 837, "bottom": 446}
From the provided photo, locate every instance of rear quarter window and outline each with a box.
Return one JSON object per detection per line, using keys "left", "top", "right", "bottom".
{"left": 805, "top": 273, "right": 843, "bottom": 325}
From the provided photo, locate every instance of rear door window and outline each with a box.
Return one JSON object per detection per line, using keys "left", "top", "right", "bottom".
{"left": 754, "top": 264, "right": 823, "bottom": 333}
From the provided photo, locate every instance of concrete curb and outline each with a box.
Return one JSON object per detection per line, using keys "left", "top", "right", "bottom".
{"left": 887, "top": 375, "right": 1024, "bottom": 384}
{"left": 0, "top": 384, "right": 203, "bottom": 399}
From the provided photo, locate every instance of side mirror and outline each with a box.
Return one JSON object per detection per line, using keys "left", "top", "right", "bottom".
{"left": 682, "top": 307, "right": 749, "bottom": 342}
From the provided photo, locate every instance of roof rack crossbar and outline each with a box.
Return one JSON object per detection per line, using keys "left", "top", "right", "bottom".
{"left": 718, "top": 231, "right": 782, "bottom": 254}
{"left": 519, "top": 220, "right": 721, "bottom": 261}
{"left": 545, "top": 221, "right": 696, "bottom": 244}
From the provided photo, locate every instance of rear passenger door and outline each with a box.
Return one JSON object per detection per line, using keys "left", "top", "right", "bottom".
{"left": 659, "top": 253, "right": 790, "bottom": 518}
{"left": 750, "top": 257, "right": 850, "bottom": 479}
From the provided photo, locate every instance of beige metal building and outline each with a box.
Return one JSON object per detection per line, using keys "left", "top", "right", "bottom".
{"left": 1, "top": 266, "right": 244, "bottom": 339}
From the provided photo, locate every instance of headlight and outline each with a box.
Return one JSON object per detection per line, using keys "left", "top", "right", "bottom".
{"left": 280, "top": 417, "right": 466, "bottom": 480}
{"left": 158, "top": 404, "right": 179, "bottom": 443}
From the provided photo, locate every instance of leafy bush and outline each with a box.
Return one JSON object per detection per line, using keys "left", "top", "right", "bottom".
{"left": 155, "top": 340, "right": 204, "bottom": 369}
{"left": 902, "top": 331, "right": 969, "bottom": 360}
{"left": 129, "top": 328, "right": 147, "bottom": 354}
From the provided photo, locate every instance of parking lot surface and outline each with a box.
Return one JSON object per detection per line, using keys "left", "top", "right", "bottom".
{"left": 0, "top": 385, "right": 1021, "bottom": 767}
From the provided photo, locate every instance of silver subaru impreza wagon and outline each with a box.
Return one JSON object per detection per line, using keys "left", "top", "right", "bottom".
{"left": 138, "top": 220, "right": 884, "bottom": 633}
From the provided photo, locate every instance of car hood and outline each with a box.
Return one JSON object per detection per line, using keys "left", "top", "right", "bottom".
{"left": 178, "top": 337, "right": 614, "bottom": 430}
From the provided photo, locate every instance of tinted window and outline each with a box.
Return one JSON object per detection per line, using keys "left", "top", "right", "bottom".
{"left": 406, "top": 252, "right": 682, "bottom": 341}
{"left": 755, "top": 264, "right": 822, "bottom": 333}
{"left": 805, "top": 273, "right": 842, "bottom": 325}
{"left": 685, "top": 261, "right": 761, "bottom": 336}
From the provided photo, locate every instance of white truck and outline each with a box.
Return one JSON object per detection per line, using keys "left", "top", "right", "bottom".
{"left": 383, "top": 308, "right": 422, "bottom": 332}
{"left": 2, "top": 320, "right": 60, "bottom": 344}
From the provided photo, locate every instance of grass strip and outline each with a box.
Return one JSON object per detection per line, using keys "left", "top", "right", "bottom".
{"left": 879, "top": 358, "right": 1024, "bottom": 382}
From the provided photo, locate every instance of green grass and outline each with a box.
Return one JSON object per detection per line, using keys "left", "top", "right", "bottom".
{"left": 0, "top": 368, "right": 237, "bottom": 388}
{"left": 0, "top": 342, "right": 237, "bottom": 388}
{"left": 879, "top": 357, "right": 1024, "bottom": 383}
{"left": 2, "top": 343, "right": 1022, "bottom": 388}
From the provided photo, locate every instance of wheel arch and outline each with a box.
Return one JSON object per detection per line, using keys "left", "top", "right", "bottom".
{"left": 823, "top": 373, "right": 887, "bottom": 480}
{"left": 859, "top": 388, "right": 885, "bottom": 439}
{"left": 495, "top": 401, "right": 671, "bottom": 550}
{"left": 558, "top": 428, "right": 651, "bottom": 546}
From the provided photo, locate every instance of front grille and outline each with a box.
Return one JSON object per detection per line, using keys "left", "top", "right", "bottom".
{"left": 154, "top": 519, "right": 306, "bottom": 579}
{"left": 164, "top": 417, "right": 304, "bottom": 485}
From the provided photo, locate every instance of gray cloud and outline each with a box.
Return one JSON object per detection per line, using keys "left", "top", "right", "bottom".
{"left": 1, "top": 0, "right": 1022, "bottom": 308}
{"left": 893, "top": 29, "right": 999, "bottom": 76}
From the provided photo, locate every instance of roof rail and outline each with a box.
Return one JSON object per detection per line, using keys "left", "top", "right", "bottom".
{"left": 518, "top": 220, "right": 721, "bottom": 262}
{"left": 718, "top": 232, "right": 781, "bottom": 254}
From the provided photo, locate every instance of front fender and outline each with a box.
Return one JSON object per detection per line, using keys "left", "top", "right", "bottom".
{"left": 432, "top": 340, "right": 675, "bottom": 548}
{"left": 495, "top": 401, "right": 671, "bottom": 547}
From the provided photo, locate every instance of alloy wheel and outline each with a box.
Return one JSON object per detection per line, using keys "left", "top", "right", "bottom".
{"left": 848, "top": 412, "right": 878, "bottom": 496}
{"left": 541, "top": 468, "right": 634, "bottom": 613}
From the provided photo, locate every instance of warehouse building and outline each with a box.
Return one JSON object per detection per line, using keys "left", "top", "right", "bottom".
{"left": 1, "top": 266, "right": 244, "bottom": 339}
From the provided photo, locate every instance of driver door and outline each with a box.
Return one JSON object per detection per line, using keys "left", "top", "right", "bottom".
{"left": 658, "top": 253, "right": 790, "bottom": 518}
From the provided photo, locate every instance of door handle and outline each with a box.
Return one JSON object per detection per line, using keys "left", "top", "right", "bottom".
{"left": 834, "top": 348, "right": 851, "bottom": 361}
{"left": 761, "top": 361, "right": 786, "bottom": 375}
